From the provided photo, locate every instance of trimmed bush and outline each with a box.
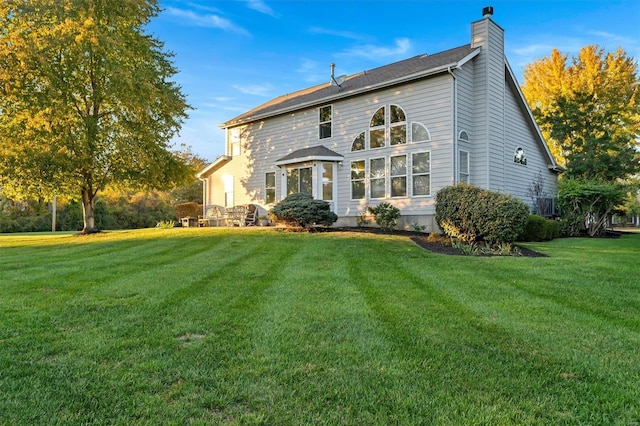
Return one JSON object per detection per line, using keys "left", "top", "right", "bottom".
{"left": 367, "top": 202, "right": 400, "bottom": 232}
{"left": 435, "top": 183, "right": 529, "bottom": 244}
{"left": 520, "top": 215, "right": 560, "bottom": 242}
{"left": 270, "top": 193, "right": 337, "bottom": 229}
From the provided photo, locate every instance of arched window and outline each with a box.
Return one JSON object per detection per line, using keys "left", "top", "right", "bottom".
{"left": 411, "top": 122, "right": 431, "bottom": 143}
{"left": 369, "top": 107, "right": 385, "bottom": 149}
{"left": 351, "top": 132, "right": 365, "bottom": 151}
{"left": 458, "top": 130, "right": 469, "bottom": 142}
{"left": 389, "top": 105, "right": 407, "bottom": 146}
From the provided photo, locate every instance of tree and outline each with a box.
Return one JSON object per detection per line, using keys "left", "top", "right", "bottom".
{"left": 558, "top": 179, "right": 625, "bottom": 237}
{"left": 521, "top": 45, "right": 640, "bottom": 182}
{"left": 0, "top": 0, "right": 191, "bottom": 233}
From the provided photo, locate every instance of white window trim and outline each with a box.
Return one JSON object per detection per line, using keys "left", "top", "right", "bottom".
{"left": 369, "top": 157, "right": 386, "bottom": 199}
{"left": 459, "top": 150, "right": 470, "bottom": 184}
{"left": 390, "top": 154, "right": 408, "bottom": 198}
{"left": 411, "top": 151, "right": 431, "bottom": 198}
{"left": 319, "top": 105, "right": 332, "bottom": 140}
{"left": 410, "top": 122, "right": 431, "bottom": 143}
{"left": 350, "top": 160, "right": 366, "bottom": 201}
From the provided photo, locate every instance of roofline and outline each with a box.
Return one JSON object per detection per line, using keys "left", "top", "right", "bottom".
{"left": 504, "top": 59, "right": 559, "bottom": 169}
{"left": 196, "top": 155, "right": 231, "bottom": 179}
{"left": 221, "top": 49, "right": 480, "bottom": 129}
{"left": 275, "top": 154, "right": 344, "bottom": 167}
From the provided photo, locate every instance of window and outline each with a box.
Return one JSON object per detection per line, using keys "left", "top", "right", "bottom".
{"left": 351, "top": 160, "right": 365, "bottom": 199}
{"left": 370, "top": 158, "right": 386, "bottom": 199}
{"left": 389, "top": 105, "right": 406, "bottom": 146}
{"left": 319, "top": 105, "right": 332, "bottom": 139}
{"left": 322, "top": 163, "right": 333, "bottom": 201}
{"left": 265, "top": 172, "right": 275, "bottom": 204}
{"left": 230, "top": 128, "right": 241, "bottom": 156}
{"left": 412, "top": 152, "right": 431, "bottom": 196}
{"left": 370, "top": 106, "right": 386, "bottom": 149}
{"left": 223, "top": 175, "right": 234, "bottom": 207}
{"left": 458, "top": 130, "right": 469, "bottom": 142}
{"left": 390, "top": 155, "right": 407, "bottom": 197}
{"left": 514, "top": 147, "right": 527, "bottom": 165}
{"left": 411, "top": 122, "right": 430, "bottom": 143}
{"left": 351, "top": 132, "right": 365, "bottom": 151}
{"left": 459, "top": 150, "right": 469, "bottom": 183}
{"left": 287, "top": 167, "right": 312, "bottom": 195}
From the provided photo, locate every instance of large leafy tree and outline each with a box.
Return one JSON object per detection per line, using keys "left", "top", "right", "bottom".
{"left": 0, "top": 0, "right": 191, "bottom": 233}
{"left": 521, "top": 45, "right": 640, "bottom": 182}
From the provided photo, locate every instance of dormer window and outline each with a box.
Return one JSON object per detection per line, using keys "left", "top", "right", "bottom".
{"left": 319, "top": 105, "right": 332, "bottom": 139}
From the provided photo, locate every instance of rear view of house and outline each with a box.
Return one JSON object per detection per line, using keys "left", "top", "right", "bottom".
{"left": 198, "top": 7, "right": 561, "bottom": 231}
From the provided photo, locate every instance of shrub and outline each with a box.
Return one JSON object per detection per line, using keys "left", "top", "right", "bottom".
{"left": 521, "top": 215, "right": 561, "bottom": 242}
{"left": 174, "top": 202, "right": 201, "bottom": 219}
{"left": 521, "top": 215, "right": 547, "bottom": 241}
{"left": 270, "top": 193, "right": 337, "bottom": 229}
{"left": 156, "top": 220, "right": 176, "bottom": 229}
{"left": 367, "top": 202, "right": 400, "bottom": 232}
{"left": 435, "top": 183, "right": 529, "bottom": 244}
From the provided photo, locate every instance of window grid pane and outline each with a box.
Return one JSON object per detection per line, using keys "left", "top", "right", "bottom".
{"left": 351, "top": 161, "right": 365, "bottom": 199}
{"left": 390, "top": 124, "right": 406, "bottom": 145}
{"left": 370, "top": 128, "right": 385, "bottom": 148}
{"left": 265, "top": 172, "right": 275, "bottom": 204}
{"left": 412, "top": 152, "right": 431, "bottom": 196}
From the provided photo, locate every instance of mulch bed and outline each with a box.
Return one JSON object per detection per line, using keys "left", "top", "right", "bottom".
{"left": 314, "top": 226, "right": 547, "bottom": 257}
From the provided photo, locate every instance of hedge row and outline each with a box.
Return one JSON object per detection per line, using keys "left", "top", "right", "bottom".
{"left": 435, "top": 183, "right": 529, "bottom": 244}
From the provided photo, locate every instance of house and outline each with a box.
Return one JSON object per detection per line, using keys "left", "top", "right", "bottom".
{"left": 197, "top": 7, "right": 561, "bottom": 232}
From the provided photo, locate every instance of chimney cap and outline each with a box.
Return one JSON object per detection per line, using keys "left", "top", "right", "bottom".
{"left": 482, "top": 6, "right": 494, "bottom": 17}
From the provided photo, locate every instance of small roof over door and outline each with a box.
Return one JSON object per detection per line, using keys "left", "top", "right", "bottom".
{"left": 275, "top": 145, "right": 343, "bottom": 166}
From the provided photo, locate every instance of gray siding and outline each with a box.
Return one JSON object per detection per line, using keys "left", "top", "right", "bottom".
{"left": 208, "top": 74, "right": 455, "bottom": 224}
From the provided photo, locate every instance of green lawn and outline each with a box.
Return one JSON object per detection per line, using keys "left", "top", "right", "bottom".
{"left": 1, "top": 228, "right": 638, "bottom": 425}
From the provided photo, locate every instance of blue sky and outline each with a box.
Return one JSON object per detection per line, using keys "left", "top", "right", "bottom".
{"left": 146, "top": 0, "right": 640, "bottom": 162}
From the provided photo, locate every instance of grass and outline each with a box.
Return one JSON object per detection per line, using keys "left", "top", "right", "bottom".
{"left": 0, "top": 228, "right": 638, "bottom": 425}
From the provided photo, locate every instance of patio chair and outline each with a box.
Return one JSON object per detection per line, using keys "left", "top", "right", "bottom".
{"left": 244, "top": 204, "right": 258, "bottom": 226}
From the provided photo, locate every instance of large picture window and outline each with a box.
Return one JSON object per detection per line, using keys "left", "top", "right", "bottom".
{"left": 390, "top": 155, "right": 407, "bottom": 197}
{"left": 369, "top": 158, "right": 386, "bottom": 199}
{"left": 351, "top": 160, "right": 365, "bottom": 200}
{"left": 319, "top": 105, "right": 332, "bottom": 139}
{"left": 287, "top": 167, "right": 312, "bottom": 195}
{"left": 412, "top": 152, "right": 431, "bottom": 196}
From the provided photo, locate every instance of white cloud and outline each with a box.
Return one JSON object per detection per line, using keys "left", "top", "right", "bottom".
{"left": 340, "top": 38, "right": 413, "bottom": 61}
{"left": 245, "top": 0, "right": 277, "bottom": 17}
{"left": 309, "top": 26, "right": 367, "bottom": 41}
{"left": 164, "top": 7, "right": 250, "bottom": 36}
{"left": 232, "top": 83, "right": 275, "bottom": 97}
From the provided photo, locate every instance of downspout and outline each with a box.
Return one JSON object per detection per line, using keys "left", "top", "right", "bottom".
{"left": 447, "top": 66, "right": 458, "bottom": 184}
{"left": 199, "top": 177, "right": 207, "bottom": 216}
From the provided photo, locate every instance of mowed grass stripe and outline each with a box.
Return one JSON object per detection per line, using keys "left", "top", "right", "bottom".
{"left": 0, "top": 229, "right": 638, "bottom": 424}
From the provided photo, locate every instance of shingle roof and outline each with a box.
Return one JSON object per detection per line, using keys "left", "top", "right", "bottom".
{"left": 222, "top": 44, "right": 478, "bottom": 128}
{"left": 274, "top": 145, "right": 343, "bottom": 166}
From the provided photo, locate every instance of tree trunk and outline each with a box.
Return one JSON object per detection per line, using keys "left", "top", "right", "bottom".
{"left": 81, "top": 188, "right": 98, "bottom": 234}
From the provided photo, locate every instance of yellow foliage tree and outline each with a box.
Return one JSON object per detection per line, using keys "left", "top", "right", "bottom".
{"left": 521, "top": 45, "right": 640, "bottom": 181}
